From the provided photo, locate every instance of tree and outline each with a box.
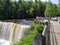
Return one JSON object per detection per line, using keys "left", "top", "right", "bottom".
{"left": 57, "top": 0, "right": 60, "bottom": 16}
{"left": 0, "top": 0, "right": 58, "bottom": 19}
{"left": 34, "top": 0, "right": 45, "bottom": 17}
{"left": 45, "top": 2, "right": 57, "bottom": 17}
{"left": 38, "top": 0, "right": 45, "bottom": 17}
{"left": 3, "top": 0, "right": 12, "bottom": 19}
{"left": 34, "top": 0, "right": 38, "bottom": 17}
{"left": 57, "top": 5, "right": 60, "bottom": 16}
{"left": 0, "top": 0, "right": 4, "bottom": 19}
{"left": 26, "top": 0, "right": 34, "bottom": 18}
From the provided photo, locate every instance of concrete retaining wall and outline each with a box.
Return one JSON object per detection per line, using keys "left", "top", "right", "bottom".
{"left": 33, "top": 25, "right": 49, "bottom": 45}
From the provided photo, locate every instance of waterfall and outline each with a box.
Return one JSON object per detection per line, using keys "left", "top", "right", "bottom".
{"left": 0, "top": 22, "right": 31, "bottom": 45}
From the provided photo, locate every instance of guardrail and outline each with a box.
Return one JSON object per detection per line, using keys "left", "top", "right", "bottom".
{"left": 33, "top": 17, "right": 50, "bottom": 45}
{"left": 42, "top": 25, "right": 50, "bottom": 45}
{"left": 33, "top": 25, "right": 49, "bottom": 45}
{"left": 42, "top": 25, "right": 47, "bottom": 36}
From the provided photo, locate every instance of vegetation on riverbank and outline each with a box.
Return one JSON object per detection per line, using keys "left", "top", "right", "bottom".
{"left": 14, "top": 21, "right": 44, "bottom": 45}
{"left": 0, "top": 0, "right": 60, "bottom": 19}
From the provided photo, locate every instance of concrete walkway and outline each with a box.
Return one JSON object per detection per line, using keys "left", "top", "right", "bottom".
{"left": 50, "top": 21, "right": 60, "bottom": 45}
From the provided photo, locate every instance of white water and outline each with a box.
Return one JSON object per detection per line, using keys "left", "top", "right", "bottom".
{"left": 0, "top": 21, "right": 31, "bottom": 45}
{"left": 0, "top": 39, "right": 10, "bottom": 45}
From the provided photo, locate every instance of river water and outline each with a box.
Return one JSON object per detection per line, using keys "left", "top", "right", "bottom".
{"left": 0, "top": 20, "right": 33, "bottom": 45}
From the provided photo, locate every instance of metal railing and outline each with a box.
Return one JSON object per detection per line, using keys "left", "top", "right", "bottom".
{"left": 33, "top": 25, "right": 49, "bottom": 45}
{"left": 33, "top": 17, "right": 50, "bottom": 45}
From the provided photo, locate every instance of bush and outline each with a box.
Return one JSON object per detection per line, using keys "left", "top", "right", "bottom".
{"left": 33, "top": 21, "right": 44, "bottom": 34}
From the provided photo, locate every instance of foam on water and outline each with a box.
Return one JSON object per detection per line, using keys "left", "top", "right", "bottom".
{"left": 0, "top": 39, "right": 10, "bottom": 45}
{"left": 0, "top": 21, "right": 32, "bottom": 44}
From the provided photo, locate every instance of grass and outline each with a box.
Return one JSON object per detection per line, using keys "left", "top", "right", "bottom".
{"left": 14, "top": 21, "right": 44, "bottom": 45}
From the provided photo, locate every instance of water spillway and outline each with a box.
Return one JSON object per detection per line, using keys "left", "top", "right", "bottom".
{"left": 0, "top": 22, "right": 31, "bottom": 45}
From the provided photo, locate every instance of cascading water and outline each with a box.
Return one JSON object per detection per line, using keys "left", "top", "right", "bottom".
{"left": 0, "top": 22, "right": 31, "bottom": 45}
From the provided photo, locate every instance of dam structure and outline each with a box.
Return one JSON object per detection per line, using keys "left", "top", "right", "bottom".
{"left": 0, "top": 21, "right": 32, "bottom": 45}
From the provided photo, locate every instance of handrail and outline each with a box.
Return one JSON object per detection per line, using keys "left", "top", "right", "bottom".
{"left": 33, "top": 25, "right": 47, "bottom": 45}
{"left": 42, "top": 25, "right": 47, "bottom": 36}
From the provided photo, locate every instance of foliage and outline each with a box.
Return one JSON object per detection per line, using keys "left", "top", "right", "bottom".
{"left": 57, "top": 5, "right": 60, "bottom": 16}
{"left": 45, "top": 2, "right": 57, "bottom": 17}
{"left": 33, "top": 21, "right": 44, "bottom": 33}
{"left": 0, "top": 0, "right": 59, "bottom": 19}
{"left": 14, "top": 21, "right": 44, "bottom": 45}
{"left": 0, "top": 0, "right": 45, "bottom": 19}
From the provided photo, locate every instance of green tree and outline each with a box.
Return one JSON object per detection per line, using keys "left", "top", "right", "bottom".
{"left": 3, "top": 0, "right": 12, "bottom": 19}
{"left": 34, "top": 0, "right": 45, "bottom": 17}
{"left": 45, "top": 2, "right": 57, "bottom": 17}
{"left": 57, "top": 5, "right": 60, "bottom": 16}
{"left": 0, "top": 0, "right": 4, "bottom": 19}
{"left": 0, "top": 0, "right": 58, "bottom": 19}
{"left": 38, "top": 0, "right": 45, "bottom": 17}
{"left": 57, "top": 0, "right": 60, "bottom": 16}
